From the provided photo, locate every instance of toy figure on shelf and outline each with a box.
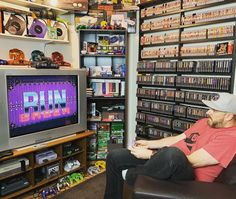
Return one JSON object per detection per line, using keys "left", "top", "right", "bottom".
{"left": 8, "top": 49, "right": 30, "bottom": 65}
{"left": 51, "top": 52, "right": 71, "bottom": 67}
{"left": 101, "top": 21, "right": 108, "bottom": 29}
{"left": 30, "top": 50, "right": 59, "bottom": 69}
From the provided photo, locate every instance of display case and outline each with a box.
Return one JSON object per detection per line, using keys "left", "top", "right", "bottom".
{"left": 78, "top": 29, "right": 128, "bottom": 160}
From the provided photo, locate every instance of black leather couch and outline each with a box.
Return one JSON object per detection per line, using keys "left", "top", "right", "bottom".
{"left": 133, "top": 157, "right": 236, "bottom": 199}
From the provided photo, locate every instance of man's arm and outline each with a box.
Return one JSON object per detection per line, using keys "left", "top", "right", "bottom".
{"left": 136, "top": 133, "right": 186, "bottom": 149}
{"left": 187, "top": 148, "right": 219, "bottom": 167}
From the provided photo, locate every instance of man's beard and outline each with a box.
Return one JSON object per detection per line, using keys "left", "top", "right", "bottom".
{"left": 207, "top": 117, "right": 222, "bottom": 128}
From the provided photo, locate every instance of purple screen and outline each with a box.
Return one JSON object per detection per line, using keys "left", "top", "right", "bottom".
{"left": 7, "top": 75, "right": 78, "bottom": 138}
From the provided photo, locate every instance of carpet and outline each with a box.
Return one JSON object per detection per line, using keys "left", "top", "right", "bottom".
{"left": 57, "top": 172, "right": 106, "bottom": 199}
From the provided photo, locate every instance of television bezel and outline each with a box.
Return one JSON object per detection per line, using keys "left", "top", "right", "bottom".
{"left": 0, "top": 68, "right": 87, "bottom": 152}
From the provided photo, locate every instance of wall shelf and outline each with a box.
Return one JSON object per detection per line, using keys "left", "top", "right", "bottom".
{"left": 0, "top": 33, "right": 69, "bottom": 44}
{"left": 1, "top": 0, "right": 67, "bottom": 15}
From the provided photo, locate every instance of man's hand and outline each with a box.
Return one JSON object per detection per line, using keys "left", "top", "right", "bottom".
{"left": 129, "top": 146, "right": 153, "bottom": 159}
{"left": 135, "top": 140, "right": 149, "bottom": 148}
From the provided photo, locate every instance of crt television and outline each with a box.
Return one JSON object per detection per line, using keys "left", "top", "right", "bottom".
{"left": 0, "top": 68, "right": 87, "bottom": 152}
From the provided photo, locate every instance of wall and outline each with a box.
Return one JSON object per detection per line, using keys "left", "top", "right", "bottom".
{"left": 126, "top": 11, "right": 139, "bottom": 147}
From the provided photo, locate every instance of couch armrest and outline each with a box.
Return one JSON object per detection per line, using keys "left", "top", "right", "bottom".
{"left": 133, "top": 175, "right": 236, "bottom": 199}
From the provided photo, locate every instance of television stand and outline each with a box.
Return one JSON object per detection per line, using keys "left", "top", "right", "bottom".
{"left": 0, "top": 130, "right": 95, "bottom": 199}
{"left": 0, "top": 150, "right": 13, "bottom": 159}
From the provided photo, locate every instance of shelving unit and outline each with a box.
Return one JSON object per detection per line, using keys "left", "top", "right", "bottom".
{"left": 0, "top": 0, "right": 71, "bottom": 66}
{"left": 1, "top": 0, "right": 67, "bottom": 15}
{"left": 137, "top": 0, "right": 236, "bottom": 139}
{"left": 0, "top": 131, "right": 94, "bottom": 199}
{"left": 0, "top": 33, "right": 69, "bottom": 44}
{"left": 78, "top": 29, "right": 128, "bottom": 161}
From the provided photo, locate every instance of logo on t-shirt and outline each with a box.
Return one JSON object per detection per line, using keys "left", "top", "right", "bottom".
{"left": 184, "top": 132, "right": 200, "bottom": 151}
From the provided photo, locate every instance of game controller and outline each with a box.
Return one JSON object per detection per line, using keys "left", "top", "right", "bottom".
{"left": 51, "top": 51, "right": 71, "bottom": 67}
{"left": 41, "top": 186, "right": 57, "bottom": 199}
{"left": 64, "top": 159, "right": 81, "bottom": 172}
{"left": 67, "top": 173, "right": 84, "bottom": 184}
{"left": 56, "top": 177, "right": 70, "bottom": 191}
{"left": 30, "top": 50, "right": 59, "bottom": 69}
{"left": 8, "top": 48, "right": 30, "bottom": 65}
{"left": 95, "top": 160, "right": 106, "bottom": 169}
{"left": 87, "top": 166, "right": 100, "bottom": 175}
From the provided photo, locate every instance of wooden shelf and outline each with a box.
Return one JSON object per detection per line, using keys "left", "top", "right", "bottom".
{"left": 141, "top": 26, "right": 180, "bottom": 34}
{"left": 21, "top": 170, "right": 106, "bottom": 199}
{"left": 34, "top": 157, "right": 61, "bottom": 169}
{"left": 3, "top": 185, "right": 34, "bottom": 199}
{"left": 0, "top": 167, "right": 32, "bottom": 181}
{"left": 140, "top": 36, "right": 235, "bottom": 47}
{"left": 79, "top": 29, "right": 126, "bottom": 33}
{"left": 1, "top": 0, "right": 67, "bottom": 15}
{"left": 0, "top": 131, "right": 94, "bottom": 198}
{"left": 62, "top": 150, "right": 85, "bottom": 159}
{"left": 140, "top": 0, "right": 235, "bottom": 19}
{"left": 180, "top": 17, "right": 236, "bottom": 29}
{"left": 0, "top": 33, "right": 69, "bottom": 44}
{"left": 61, "top": 165, "right": 86, "bottom": 176}
{"left": 81, "top": 54, "right": 126, "bottom": 57}
{"left": 141, "top": 42, "right": 179, "bottom": 48}
{"left": 1, "top": 131, "right": 94, "bottom": 161}
{"left": 180, "top": 36, "right": 235, "bottom": 44}
{"left": 180, "top": 55, "right": 233, "bottom": 59}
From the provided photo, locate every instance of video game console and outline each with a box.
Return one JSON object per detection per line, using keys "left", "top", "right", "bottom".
{"left": 0, "top": 176, "right": 29, "bottom": 196}
{"left": 35, "top": 150, "right": 57, "bottom": 164}
{"left": 28, "top": 18, "right": 47, "bottom": 38}
{"left": 0, "top": 157, "right": 29, "bottom": 176}
{"left": 63, "top": 142, "right": 81, "bottom": 156}
{"left": 4, "top": 12, "right": 26, "bottom": 36}
{"left": 53, "top": 21, "right": 68, "bottom": 41}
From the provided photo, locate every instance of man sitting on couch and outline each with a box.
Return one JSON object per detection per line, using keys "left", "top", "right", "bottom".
{"left": 104, "top": 92, "right": 236, "bottom": 199}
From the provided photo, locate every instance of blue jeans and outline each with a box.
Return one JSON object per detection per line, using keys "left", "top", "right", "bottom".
{"left": 104, "top": 147, "right": 195, "bottom": 199}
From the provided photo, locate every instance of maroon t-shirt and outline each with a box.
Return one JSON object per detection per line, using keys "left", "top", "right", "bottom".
{"left": 172, "top": 118, "right": 236, "bottom": 182}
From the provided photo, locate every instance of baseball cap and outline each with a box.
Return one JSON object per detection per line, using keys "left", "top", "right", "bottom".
{"left": 202, "top": 93, "right": 236, "bottom": 115}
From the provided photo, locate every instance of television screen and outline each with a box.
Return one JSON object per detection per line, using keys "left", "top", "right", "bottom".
{"left": 7, "top": 75, "right": 78, "bottom": 137}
